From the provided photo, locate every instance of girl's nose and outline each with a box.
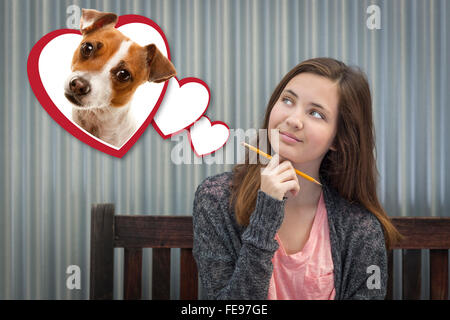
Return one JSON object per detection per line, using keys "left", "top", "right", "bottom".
{"left": 286, "top": 114, "right": 303, "bottom": 130}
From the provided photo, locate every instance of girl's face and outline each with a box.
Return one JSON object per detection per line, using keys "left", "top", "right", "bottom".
{"left": 268, "top": 72, "right": 340, "bottom": 167}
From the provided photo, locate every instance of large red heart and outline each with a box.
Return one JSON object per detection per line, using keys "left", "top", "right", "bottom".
{"left": 27, "top": 14, "right": 172, "bottom": 158}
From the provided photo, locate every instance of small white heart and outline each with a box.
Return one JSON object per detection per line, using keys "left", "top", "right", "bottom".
{"left": 153, "top": 77, "right": 209, "bottom": 137}
{"left": 189, "top": 116, "right": 230, "bottom": 156}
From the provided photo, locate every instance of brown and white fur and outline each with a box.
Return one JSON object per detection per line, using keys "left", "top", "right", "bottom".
{"left": 65, "top": 9, "right": 176, "bottom": 147}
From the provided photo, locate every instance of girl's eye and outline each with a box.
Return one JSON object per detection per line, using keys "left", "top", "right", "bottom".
{"left": 311, "top": 110, "right": 324, "bottom": 119}
{"left": 282, "top": 97, "right": 293, "bottom": 105}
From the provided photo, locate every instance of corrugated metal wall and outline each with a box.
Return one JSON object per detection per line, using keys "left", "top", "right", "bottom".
{"left": 1, "top": 0, "right": 449, "bottom": 299}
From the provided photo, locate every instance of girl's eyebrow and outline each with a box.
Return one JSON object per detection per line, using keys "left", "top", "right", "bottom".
{"left": 284, "top": 89, "right": 329, "bottom": 113}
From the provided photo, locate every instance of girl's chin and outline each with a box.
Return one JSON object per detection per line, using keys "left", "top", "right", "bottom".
{"left": 278, "top": 152, "right": 297, "bottom": 163}
{"left": 271, "top": 144, "right": 306, "bottom": 162}
{"left": 278, "top": 149, "right": 312, "bottom": 164}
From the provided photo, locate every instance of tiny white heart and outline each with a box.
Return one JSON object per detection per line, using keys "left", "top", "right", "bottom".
{"left": 190, "top": 116, "right": 230, "bottom": 156}
{"left": 153, "top": 77, "right": 209, "bottom": 137}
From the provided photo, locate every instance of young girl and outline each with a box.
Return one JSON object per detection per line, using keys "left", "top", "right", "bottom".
{"left": 192, "top": 58, "right": 402, "bottom": 300}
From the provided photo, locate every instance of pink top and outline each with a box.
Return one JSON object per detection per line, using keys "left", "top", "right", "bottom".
{"left": 267, "top": 191, "right": 336, "bottom": 300}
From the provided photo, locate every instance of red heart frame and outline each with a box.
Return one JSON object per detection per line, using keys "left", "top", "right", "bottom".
{"left": 27, "top": 14, "right": 171, "bottom": 158}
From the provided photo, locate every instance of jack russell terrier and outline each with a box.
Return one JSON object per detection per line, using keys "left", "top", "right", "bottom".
{"left": 64, "top": 9, "right": 176, "bottom": 148}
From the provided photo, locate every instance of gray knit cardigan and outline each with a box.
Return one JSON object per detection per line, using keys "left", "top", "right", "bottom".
{"left": 192, "top": 171, "right": 387, "bottom": 300}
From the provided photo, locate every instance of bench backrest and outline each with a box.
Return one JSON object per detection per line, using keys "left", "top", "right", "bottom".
{"left": 387, "top": 217, "right": 450, "bottom": 299}
{"left": 90, "top": 203, "right": 197, "bottom": 299}
{"left": 90, "top": 204, "right": 450, "bottom": 300}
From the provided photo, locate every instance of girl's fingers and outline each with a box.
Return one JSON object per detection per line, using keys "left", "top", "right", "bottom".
{"left": 266, "top": 153, "right": 280, "bottom": 170}
{"left": 278, "top": 168, "right": 298, "bottom": 183}
{"left": 284, "top": 180, "right": 301, "bottom": 197}
{"left": 274, "top": 159, "right": 295, "bottom": 175}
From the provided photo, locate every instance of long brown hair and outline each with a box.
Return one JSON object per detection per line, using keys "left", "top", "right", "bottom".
{"left": 229, "top": 57, "right": 402, "bottom": 250}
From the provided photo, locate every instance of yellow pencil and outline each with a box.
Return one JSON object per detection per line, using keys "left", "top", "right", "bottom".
{"left": 241, "top": 142, "right": 322, "bottom": 186}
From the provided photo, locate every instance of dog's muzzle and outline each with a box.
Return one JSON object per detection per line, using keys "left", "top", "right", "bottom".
{"left": 69, "top": 77, "right": 90, "bottom": 96}
{"left": 65, "top": 77, "right": 91, "bottom": 106}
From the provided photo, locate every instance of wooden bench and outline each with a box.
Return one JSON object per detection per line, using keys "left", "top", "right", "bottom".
{"left": 89, "top": 204, "right": 197, "bottom": 299}
{"left": 387, "top": 217, "right": 450, "bottom": 299}
{"left": 89, "top": 204, "right": 450, "bottom": 300}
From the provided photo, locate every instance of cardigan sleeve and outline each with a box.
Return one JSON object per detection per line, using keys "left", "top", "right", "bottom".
{"left": 340, "top": 208, "right": 388, "bottom": 300}
{"left": 192, "top": 178, "right": 287, "bottom": 300}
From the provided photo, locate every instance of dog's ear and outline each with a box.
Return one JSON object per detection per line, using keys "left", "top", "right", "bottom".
{"left": 146, "top": 44, "right": 177, "bottom": 83}
{"left": 80, "top": 9, "right": 118, "bottom": 35}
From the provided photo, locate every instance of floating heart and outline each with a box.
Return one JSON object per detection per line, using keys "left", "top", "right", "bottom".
{"left": 189, "top": 116, "right": 230, "bottom": 157}
{"left": 152, "top": 77, "right": 210, "bottom": 139}
{"left": 27, "top": 15, "right": 172, "bottom": 158}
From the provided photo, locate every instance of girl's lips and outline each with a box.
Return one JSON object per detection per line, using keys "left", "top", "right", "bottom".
{"left": 280, "top": 132, "right": 302, "bottom": 143}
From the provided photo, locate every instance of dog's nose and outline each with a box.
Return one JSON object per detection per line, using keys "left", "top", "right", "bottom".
{"left": 69, "top": 77, "right": 90, "bottom": 96}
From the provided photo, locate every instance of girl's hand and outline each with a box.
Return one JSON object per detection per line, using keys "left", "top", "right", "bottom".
{"left": 260, "top": 154, "right": 300, "bottom": 201}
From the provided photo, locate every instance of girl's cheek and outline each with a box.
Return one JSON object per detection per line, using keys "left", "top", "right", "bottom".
{"left": 269, "top": 112, "right": 282, "bottom": 126}
{"left": 310, "top": 130, "right": 332, "bottom": 148}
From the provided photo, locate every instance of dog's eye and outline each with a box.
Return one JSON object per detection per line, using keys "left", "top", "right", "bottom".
{"left": 116, "top": 69, "right": 131, "bottom": 82}
{"left": 81, "top": 42, "right": 94, "bottom": 58}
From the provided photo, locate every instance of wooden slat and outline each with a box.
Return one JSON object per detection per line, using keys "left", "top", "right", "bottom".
{"left": 391, "top": 218, "right": 450, "bottom": 249}
{"left": 430, "top": 249, "right": 449, "bottom": 300}
{"left": 180, "top": 248, "right": 198, "bottom": 299}
{"left": 402, "top": 249, "right": 421, "bottom": 299}
{"left": 90, "top": 204, "right": 115, "bottom": 300}
{"left": 386, "top": 250, "right": 394, "bottom": 300}
{"left": 124, "top": 248, "right": 143, "bottom": 299}
{"left": 114, "top": 216, "right": 193, "bottom": 248}
{"left": 152, "top": 248, "right": 171, "bottom": 299}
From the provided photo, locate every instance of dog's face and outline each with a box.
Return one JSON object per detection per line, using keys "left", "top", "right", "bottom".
{"left": 65, "top": 9, "right": 176, "bottom": 109}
